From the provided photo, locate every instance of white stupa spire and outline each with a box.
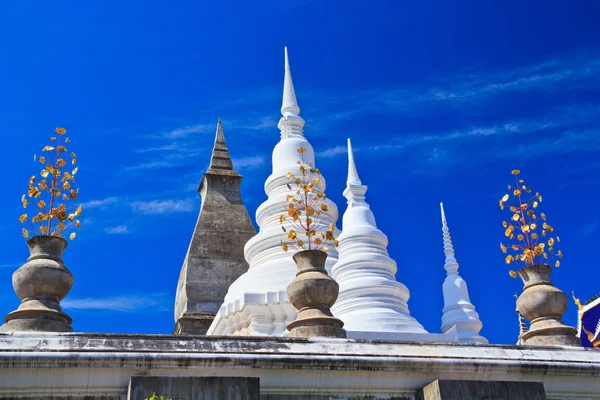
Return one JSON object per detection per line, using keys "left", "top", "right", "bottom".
{"left": 346, "top": 138, "right": 361, "bottom": 186}
{"left": 278, "top": 47, "right": 305, "bottom": 138}
{"left": 332, "top": 139, "right": 428, "bottom": 337}
{"left": 440, "top": 203, "right": 488, "bottom": 344}
{"left": 281, "top": 47, "right": 300, "bottom": 117}
{"left": 207, "top": 48, "right": 340, "bottom": 337}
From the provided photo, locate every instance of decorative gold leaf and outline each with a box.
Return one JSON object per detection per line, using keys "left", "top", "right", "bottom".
{"left": 55, "top": 127, "right": 66, "bottom": 135}
{"left": 69, "top": 232, "right": 76, "bottom": 240}
{"left": 22, "top": 228, "right": 29, "bottom": 238}
{"left": 555, "top": 260, "right": 560, "bottom": 267}
{"left": 500, "top": 243, "right": 507, "bottom": 254}
{"left": 511, "top": 169, "right": 520, "bottom": 175}
{"left": 502, "top": 194, "right": 509, "bottom": 202}
{"left": 509, "top": 270, "right": 517, "bottom": 278}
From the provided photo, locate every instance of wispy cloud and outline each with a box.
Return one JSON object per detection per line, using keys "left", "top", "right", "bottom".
{"left": 105, "top": 225, "right": 129, "bottom": 235}
{"left": 130, "top": 198, "right": 196, "bottom": 215}
{"left": 123, "top": 161, "right": 177, "bottom": 172}
{"left": 305, "top": 49, "right": 600, "bottom": 124}
{"left": 163, "top": 124, "right": 213, "bottom": 139}
{"left": 0, "top": 263, "right": 19, "bottom": 269}
{"left": 81, "top": 197, "right": 119, "bottom": 209}
{"left": 232, "top": 155, "right": 265, "bottom": 168}
{"left": 135, "top": 143, "right": 178, "bottom": 153}
{"left": 63, "top": 294, "right": 169, "bottom": 312}
{"left": 318, "top": 145, "right": 347, "bottom": 158}
{"left": 248, "top": 117, "right": 278, "bottom": 131}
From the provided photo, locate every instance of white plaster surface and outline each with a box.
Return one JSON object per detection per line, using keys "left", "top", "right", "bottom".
{"left": 332, "top": 140, "right": 430, "bottom": 338}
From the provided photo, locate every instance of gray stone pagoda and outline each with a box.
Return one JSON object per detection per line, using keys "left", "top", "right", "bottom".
{"left": 174, "top": 120, "right": 256, "bottom": 335}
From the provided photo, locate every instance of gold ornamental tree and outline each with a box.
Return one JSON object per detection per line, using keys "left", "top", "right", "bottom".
{"left": 279, "top": 147, "right": 338, "bottom": 253}
{"left": 20, "top": 127, "right": 82, "bottom": 240}
{"left": 499, "top": 169, "right": 562, "bottom": 277}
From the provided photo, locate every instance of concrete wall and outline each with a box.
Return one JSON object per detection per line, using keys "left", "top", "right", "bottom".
{"left": 416, "top": 380, "right": 546, "bottom": 400}
{"left": 128, "top": 376, "right": 259, "bottom": 400}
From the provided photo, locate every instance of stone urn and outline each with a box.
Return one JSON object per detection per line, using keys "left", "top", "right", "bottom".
{"left": 516, "top": 264, "right": 580, "bottom": 346}
{"left": 286, "top": 250, "right": 346, "bottom": 338}
{"left": 0, "top": 236, "right": 74, "bottom": 332}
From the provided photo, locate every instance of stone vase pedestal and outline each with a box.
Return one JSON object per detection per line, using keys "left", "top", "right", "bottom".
{"left": 0, "top": 236, "right": 74, "bottom": 333}
{"left": 516, "top": 264, "right": 580, "bottom": 347}
{"left": 286, "top": 250, "right": 345, "bottom": 338}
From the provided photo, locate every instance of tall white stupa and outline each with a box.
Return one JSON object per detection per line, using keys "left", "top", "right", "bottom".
{"left": 331, "top": 139, "right": 431, "bottom": 339}
{"left": 440, "top": 203, "right": 488, "bottom": 344}
{"left": 207, "top": 48, "right": 340, "bottom": 336}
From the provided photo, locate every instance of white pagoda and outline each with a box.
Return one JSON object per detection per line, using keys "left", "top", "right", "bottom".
{"left": 331, "top": 139, "right": 457, "bottom": 342}
{"left": 207, "top": 48, "right": 341, "bottom": 336}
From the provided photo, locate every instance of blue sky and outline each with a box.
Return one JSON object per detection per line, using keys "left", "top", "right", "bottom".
{"left": 0, "top": 1, "right": 599, "bottom": 344}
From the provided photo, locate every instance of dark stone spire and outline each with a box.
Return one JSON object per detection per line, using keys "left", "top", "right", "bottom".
{"left": 208, "top": 119, "right": 235, "bottom": 172}
{"left": 174, "top": 120, "right": 256, "bottom": 335}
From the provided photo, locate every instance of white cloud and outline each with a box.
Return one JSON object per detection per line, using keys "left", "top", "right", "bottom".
{"left": 63, "top": 294, "right": 169, "bottom": 312}
{"left": 163, "top": 124, "right": 212, "bottom": 139}
{"left": 318, "top": 145, "right": 347, "bottom": 158}
{"left": 105, "top": 225, "right": 129, "bottom": 234}
{"left": 135, "top": 143, "right": 178, "bottom": 153}
{"left": 130, "top": 198, "right": 196, "bottom": 215}
{"left": 0, "top": 263, "right": 19, "bottom": 269}
{"left": 232, "top": 155, "right": 265, "bottom": 168}
{"left": 248, "top": 117, "right": 278, "bottom": 130}
{"left": 81, "top": 197, "right": 119, "bottom": 209}
{"left": 123, "top": 161, "right": 176, "bottom": 172}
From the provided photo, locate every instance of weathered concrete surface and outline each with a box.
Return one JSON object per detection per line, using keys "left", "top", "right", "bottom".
{"left": 128, "top": 376, "right": 259, "bottom": 400}
{"left": 0, "top": 333, "right": 600, "bottom": 399}
{"left": 174, "top": 120, "right": 256, "bottom": 335}
{"left": 415, "top": 379, "right": 546, "bottom": 400}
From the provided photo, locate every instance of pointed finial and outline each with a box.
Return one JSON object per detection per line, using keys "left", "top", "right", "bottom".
{"left": 281, "top": 47, "right": 300, "bottom": 117}
{"left": 440, "top": 202, "right": 447, "bottom": 223}
{"left": 347, "top": 138, "right": 361, "bottom": 186}
{"left": 441, "top": 202, "right": 459, "bottom": 275}
{"left": 209, "top": 119, "right": 233, "bottom": 171}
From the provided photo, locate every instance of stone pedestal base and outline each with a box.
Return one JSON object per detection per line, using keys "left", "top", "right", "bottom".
{"left": 416, "top": 380, "right": 546, "bottom": 400}
{"left": 517, "top": 264, "right": 581, "bottom": 347}
{"left": 522, "top": 318, "right": 581, "bottom": 346}
{"left": 1, "top": 308, "right": 72, "bottom": 333}
{"left": 286, "top": 250, "right": 346, "bottom": 339}
{"left": 1, "top": 237, "right": 73, "bottom": 333}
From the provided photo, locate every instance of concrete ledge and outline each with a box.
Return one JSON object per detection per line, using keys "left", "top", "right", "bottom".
{"left": 0, "top": 332, "right": 598, "bottom": 399}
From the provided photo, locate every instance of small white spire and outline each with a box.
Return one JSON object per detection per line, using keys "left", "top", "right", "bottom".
{"left": 281, "top": 47, "right": 300, "bottom": 117}
{"left": 440, "top": 203, "right": 488, "bottom": 344}
{"left": 347, "top": 138, "right": 361, "bottom": 186}
{"left": 440, "top": 202, "right": 458, "bottom": 275}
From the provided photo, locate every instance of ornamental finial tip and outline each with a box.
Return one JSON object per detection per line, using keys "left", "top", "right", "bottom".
{"left": 440, "top": 202, "right": 447, "bottom": 223}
